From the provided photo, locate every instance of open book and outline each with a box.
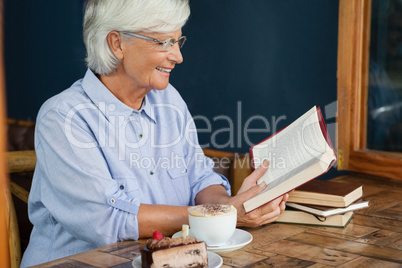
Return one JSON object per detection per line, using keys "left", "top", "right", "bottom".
{"left": 286, "top": 200, "right": 369, "bottom": 217}
{"left": 243, "top": 106, "right": 337, "bottom": 213}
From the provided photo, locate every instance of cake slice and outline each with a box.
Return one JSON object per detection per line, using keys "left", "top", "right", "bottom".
{"left": 140, "top": 230, "right": 208, "bottom": 268}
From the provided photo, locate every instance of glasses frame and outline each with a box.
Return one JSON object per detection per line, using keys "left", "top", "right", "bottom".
{"left": 119, "top": 32, "right": 186, "bottom": 51}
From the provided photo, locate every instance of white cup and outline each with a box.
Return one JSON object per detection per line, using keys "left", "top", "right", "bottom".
{"left": 188, "top": 204, "right": 237, "bottom": 246}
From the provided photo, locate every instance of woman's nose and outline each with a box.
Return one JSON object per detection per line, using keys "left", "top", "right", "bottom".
{"left": 168, "top": 44, "right": 183, "bottom": 64}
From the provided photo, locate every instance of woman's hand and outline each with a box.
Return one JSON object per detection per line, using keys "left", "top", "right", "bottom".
{"left": 226, "top": 160, "right": 288, "bottom": 227}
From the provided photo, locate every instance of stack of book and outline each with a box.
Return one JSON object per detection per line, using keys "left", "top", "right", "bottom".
{"left": 277, "top": 180, "right": 369, "bottom": 227}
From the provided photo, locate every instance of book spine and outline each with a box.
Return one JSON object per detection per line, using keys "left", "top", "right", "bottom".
{"left": 249, "top": 146, "right": 255, "bottom": 170}
{"left": 317, "top": 107, "right": 336, "bottom": 152}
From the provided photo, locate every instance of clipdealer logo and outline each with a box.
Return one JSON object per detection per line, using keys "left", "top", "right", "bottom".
{"left": 63, "top": 99, "right": 338, "bottom": 169}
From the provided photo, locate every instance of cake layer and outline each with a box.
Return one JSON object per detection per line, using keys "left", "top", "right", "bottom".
{"left": 141, "top": 241, "right": 208, "bottom": 268}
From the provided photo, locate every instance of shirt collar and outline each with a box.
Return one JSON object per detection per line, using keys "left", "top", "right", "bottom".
{"left": 82, "top": 69, "right": 157, "bottom": 124}
{"left": 141, "top": 95, "right": 157, "bottom": 123}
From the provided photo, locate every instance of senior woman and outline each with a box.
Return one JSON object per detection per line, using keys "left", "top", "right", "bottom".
{"left": 21, "top": 0, "right": 288, "bottom": 266}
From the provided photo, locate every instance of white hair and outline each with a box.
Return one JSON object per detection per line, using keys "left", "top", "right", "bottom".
{"left": 83, "top": 0, "right": 190, "bottom": 75}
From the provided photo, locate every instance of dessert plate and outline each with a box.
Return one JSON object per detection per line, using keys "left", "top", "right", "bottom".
{"left": 172, "top": 228, "right": 253, "bottom": 254}
{"left": 132, "top": 251, "right": 222, "bottom": 268}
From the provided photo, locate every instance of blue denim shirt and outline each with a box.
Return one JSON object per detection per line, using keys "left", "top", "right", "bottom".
{"left": 21, "top": 69, "right": 230, "bottom": 267}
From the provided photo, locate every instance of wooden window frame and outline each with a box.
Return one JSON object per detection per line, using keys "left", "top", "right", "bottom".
{"left": 337, "top": 0, "right": 402, "bottom": 180}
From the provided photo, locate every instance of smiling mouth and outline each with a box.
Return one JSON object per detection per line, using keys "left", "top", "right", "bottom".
{"left": 155, "top": 66, "right": 172, "bottom": 73}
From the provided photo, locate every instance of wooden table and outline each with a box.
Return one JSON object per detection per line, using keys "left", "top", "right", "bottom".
{"left": 31, "top": 174, "right": 402, "bottom": 267}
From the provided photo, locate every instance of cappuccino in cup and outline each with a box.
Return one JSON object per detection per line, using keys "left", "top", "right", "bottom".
{"left": 188, "top": 204, "right": 237, "bottom": 246}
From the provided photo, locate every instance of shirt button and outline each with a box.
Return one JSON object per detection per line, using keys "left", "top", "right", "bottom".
{"left": 139, "top": 134, "right": 143, "bottom": 138}
{"left": 150, "top": 171, "right": 154, "bottom": 175}
{"left": 110, "top": 198, "right": 116, "bottom": 204}
{"left": 119, "top": 185, "right": 124, "bottom": 190}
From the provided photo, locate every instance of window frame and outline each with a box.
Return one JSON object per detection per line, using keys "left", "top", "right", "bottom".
{"left": 337, "top": 0, "right": 402, "bottom": 180}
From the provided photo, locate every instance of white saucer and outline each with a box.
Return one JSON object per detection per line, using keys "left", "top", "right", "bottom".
{"left": 132, "top": 251, "right": 222, "bottom": 268}
{"left": 172, "top": 228, "right": 253, "bottom": 254}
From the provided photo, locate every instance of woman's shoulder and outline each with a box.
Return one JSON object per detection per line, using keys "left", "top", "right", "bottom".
{"left": 36, "top": 79, "right": 89, "bottom": 121}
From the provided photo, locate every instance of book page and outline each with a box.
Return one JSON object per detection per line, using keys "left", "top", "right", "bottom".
{"left": 252, "top": 106, "right": 333, "bottom": 186}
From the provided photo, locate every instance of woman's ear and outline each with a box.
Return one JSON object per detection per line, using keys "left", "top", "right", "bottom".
{"left": 107, "top": 31, "right": 124, "bottom": 60}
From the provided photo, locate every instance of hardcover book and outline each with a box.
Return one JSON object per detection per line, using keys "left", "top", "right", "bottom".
{"left": 287, "top": 180, "right": 363, "bottom": 207}
{"left": 243, "top": 106, "right": 337, "bottom": 213}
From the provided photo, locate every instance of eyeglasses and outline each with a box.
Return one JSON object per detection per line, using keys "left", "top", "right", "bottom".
{"left": 119, "top": 32, "right": 187, "bottom": 51}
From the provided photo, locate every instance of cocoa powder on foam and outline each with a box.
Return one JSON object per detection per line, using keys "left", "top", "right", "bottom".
{"left": 188, "top": 204, "right": 236, "bottom": 217}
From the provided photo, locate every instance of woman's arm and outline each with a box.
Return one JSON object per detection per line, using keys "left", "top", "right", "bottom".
{"left": 137, "top": 204, "right": 189, "bottom": 238}
{"left": 195, "top": 160, "right": 288, "bottom": 227}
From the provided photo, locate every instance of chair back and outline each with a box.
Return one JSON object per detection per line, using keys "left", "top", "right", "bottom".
{"left": 4, "top": 185, "right": 21, "bottom": 268}
{"left": 203, "top": 148, "right": 252, "bottom": 195}
{"left": 1, "top": 0, "right": 23, "bottom": 266}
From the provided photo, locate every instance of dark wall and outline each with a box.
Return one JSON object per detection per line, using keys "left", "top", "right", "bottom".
{"left": 172, "top": 1, "right": 339, "bottom": 154}
{"left": 4, "top": 0, "right": 87, "bottom": 121}
{"left": 4, "top": 1, "right": 340, "bottom": 178}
